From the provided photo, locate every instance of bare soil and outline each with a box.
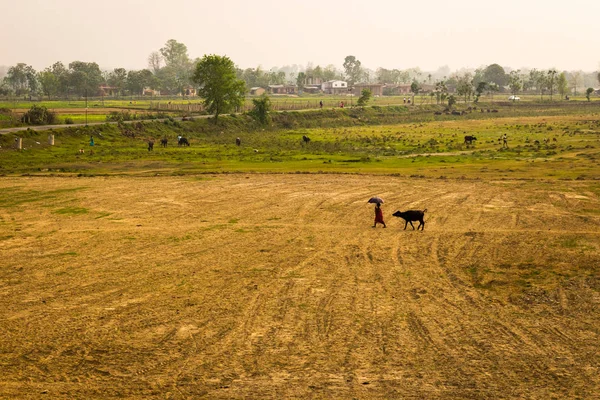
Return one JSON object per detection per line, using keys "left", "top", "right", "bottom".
{"left": 1, "top": 175, "right": 599, "bottom": 398}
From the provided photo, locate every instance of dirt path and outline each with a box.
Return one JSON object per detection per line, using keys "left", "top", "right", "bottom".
{"left": 0, "top": 175, "right": 598, "bottom": 398}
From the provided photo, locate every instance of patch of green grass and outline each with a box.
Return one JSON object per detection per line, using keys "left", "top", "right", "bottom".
{"left": 229, "top": 218, "right": 240, "bottom": 224}
{"left": 53, "top": 207, "right": 89, "bottom": 215}
{"left": 561, "top": 237, "right": 579, "bottom": 248}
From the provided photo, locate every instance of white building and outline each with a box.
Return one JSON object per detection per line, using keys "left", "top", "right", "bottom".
{"left": 321, "top": 80, "right": 348, "bottom": 94}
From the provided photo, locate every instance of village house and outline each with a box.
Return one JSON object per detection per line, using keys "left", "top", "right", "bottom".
{"left": 181, "top": 86, "right": 197, "bottom": 97}
{"left": 267, "top": 85, "right": 298, "bottom": 95}
{"left": 250, "top": 87, "right": 266, "bottom": 96}
{"left": 352, "top": 83, "right": 383, "bottom": 97}
{"left": 98, "top": 85, "right": 120, "bottom": 97}
{"left": 142, "top": 87, "right": 160, "bottom": 96}
{"left": 302, "top": 85, "right": 321, "bottom": 94}
{"left": 321, "top": 80, "right": 348, "bottom": 95}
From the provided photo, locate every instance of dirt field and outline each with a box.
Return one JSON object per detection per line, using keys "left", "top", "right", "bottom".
{"left": 1, "top": 175, "right": 599, "bottom": 398}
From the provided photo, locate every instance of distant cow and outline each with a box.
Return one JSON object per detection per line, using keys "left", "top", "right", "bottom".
{"left": 236, "top": 137, "right": 241, "bottom": 146}
{"left": 160, "top": 138, "right": 168, "bottom": 147}
{"left": 434, "top": 111, "right": 442, "bottom": 115}
{"left": 178, "top": 137, "right": 190, "bottom": 147}
{"left": 302, "top": 135, "right": 311, "bottom": 144}
{"left": 464, "top": 135, "right": 477, "bottom": 144}
{"left": 451, "top": 110, "right": 461, "bottom": 116}
{"left": 148, "top": 140, "right": 154, "bottom": 151}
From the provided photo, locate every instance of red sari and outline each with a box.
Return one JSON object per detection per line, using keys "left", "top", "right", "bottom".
{"left": 374, "top": 207, "right": 385, "bottom": 224}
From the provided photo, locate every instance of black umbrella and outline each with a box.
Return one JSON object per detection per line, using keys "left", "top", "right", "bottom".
{"left": 367, "top": 196, "right": 384, "bottom": 205}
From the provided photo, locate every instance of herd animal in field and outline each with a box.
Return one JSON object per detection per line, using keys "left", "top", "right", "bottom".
{"left": 161, "top": 138, "right": 168, "bottom": 147}
{"left": 392, "top": 209, "right": 427, "bottom": 230}
{"left": 148, "top": 140, "right": 154, "bottom": 151}
{"left": 236, "top": 137, "right": 241, "bottom": 146}
{"left": 302, "top": 135, "right": 311, "bottom": 144}
{"left": 464, "top": 135, "right": 477, "bottom": 144}
{"left": 178, "top": 137, "right": 190, "bottom": 146}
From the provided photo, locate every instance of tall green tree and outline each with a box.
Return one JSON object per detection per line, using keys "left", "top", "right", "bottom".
{"left": 38, "top": 70, "right": 59, "bottom": 99}
{"left": 456, "top": 73, "right": 474, "bottom": 103}
{"left": 67, "top": 61, "right": 104, "bottom": 97}
{"left": 192, "top": 54, "right": 246, "bottom": 124}
{"left": 296, "top": 72, "right": 306, "bottom": 92}
{"left": 126, "top": 69, "right": 154, "bottom": 95}
{"left": 4, "top": 63, "right": 38, "bottom": 95}
{"left": 343, "top": 55, "right": 362, "bottom": 86}
{"left": 483, "top": 64, "right": 508, "bottom": 87}
{"left": 547, "top": 69, "right": 557, "bottom": 100}
{"left": 508, "top": 70, "right": 522, "bottom": 97}
{"left": 160, "top": 39, "right": 189, "bottom": 68}
{"left": 108, "top": 68, "right": 128, "bottom": 95}
{"left": 557, "top": 72, "right": 568, "bottom": 99}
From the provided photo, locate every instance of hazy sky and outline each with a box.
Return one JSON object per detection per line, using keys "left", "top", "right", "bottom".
{"left": 1, "top": 0, "right": 599, "bottom": 72}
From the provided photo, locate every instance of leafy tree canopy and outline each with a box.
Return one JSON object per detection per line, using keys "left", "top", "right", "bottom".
{"left": 192, "top": 54, "right": 246, "bottom": 124}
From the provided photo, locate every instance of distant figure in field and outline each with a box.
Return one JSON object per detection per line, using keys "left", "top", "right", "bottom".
{"left": 319, "top": 100, "right": 323, "bottom": 109}
{"left": 160, "top": 138, "right": 168, "bottom": 147}
{"left": 340, "top": 101, "right": 344, "bottom": 108}
{"left": 403, "top": 97, "right": 406, "bottom": 104}
{"left": 236, "top": 137, "right": 241, "bottom": 146}
{"left": 89, "top": 136, "right": 94, "bottom": 146}
{"left": 373, "top": 203, "right": 386, "bottom": 228}
{"left": 502, "top": 133, "right": 508, "bottom": 148}
{"left": 148, "top": 140, "right": 154, "bottom": 151}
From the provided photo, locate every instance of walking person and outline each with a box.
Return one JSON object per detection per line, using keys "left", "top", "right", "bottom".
{"left": 502, "top": 133, "right": 508, "bottom": 148}
{"left": 373, "top": 203, "right": 386, "bottom": 228}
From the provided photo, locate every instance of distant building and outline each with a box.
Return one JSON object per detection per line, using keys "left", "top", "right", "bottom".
{"left": 142, "top": 87, "right": 160, "bottom": 96}
{"left": 98, "top": 85, "right": 120, "bottom": 97}
{"left": 321, "top": 80, "right": 348, "bottom": 94}
{"left": 181, "top": 86, "right": 197, "bottom": 97}
{"left": 250, "top": 87, "right": 266, "bottom": 96}
{"left": 267, "top": 85, "right": 298, "bottom": 95}
{"left": 353, "top": 84, "right": 383, "bottom": 97}
{"left": 302, "top": 85, "right": 321, "bottom": 94}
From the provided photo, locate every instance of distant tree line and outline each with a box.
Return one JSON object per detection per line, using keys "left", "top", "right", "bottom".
{"left": 0, "top": 39, "right": 598, "bottom": 99}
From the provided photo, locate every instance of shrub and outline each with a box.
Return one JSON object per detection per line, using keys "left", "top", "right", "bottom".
{"left": 21, "top": 105, "right": 57, "bottom": 125}
{"left": 64, "top": 117, "right": 74, "bottom": 125}
{"left": 249, "top": 94, "right": 272, "bottom": 125}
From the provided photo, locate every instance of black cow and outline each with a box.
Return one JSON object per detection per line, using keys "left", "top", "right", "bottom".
{"left": 464, "top": 135, "right": 477, "bottom": 144}
{"left": 160, "top": 138, "right": 168, "bottom": 147}
{"left": 148, "top": 140, "right": 154, "bottom": 151}
{"left": 178, "top": 137, "right": 190, "bottom": 147}
{"left": 302, "top": 135, "right": 311, "bottom": 144}
{"left": 392, "top": 209, "right": 427, "bottom": 231}
{"left": 236, "top": 137, "right": 241, "bottom": 146}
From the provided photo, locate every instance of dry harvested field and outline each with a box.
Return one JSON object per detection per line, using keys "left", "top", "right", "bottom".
{"left": 1, "top": 175, "right": 599, "bottom": 398}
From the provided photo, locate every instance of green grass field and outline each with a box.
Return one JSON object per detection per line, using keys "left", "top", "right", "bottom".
{"left": 1, "top": 103, "right": 599, "bottom": 179}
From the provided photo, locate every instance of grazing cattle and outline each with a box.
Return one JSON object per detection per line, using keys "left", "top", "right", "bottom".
{"left": 178, "top": 137, "right": 190, "bottom": 147}
{"left": 464, "top": 135, "right": 477, "bottom": 144}
{"left": 491, "top": 109, "right": 499, "bottom": 113}
{"left": 451, "top": 110, "right": 461, "bottom": 116}
{"left": 148, "top": 140, "right": 154, "bottom": 151}
{"left": 160, "top": 138, "right": 168, "bottom": 147}
{"left": 434, "top": 111, "right": 442, "bottom": 115}
{"left": 302, "top": 135, "right": 311, "bottom": 144}
{"left": 392, "top": 209, "right": 427, "bottom": 231}
{"left": 236, "top": 137, "right": 241, "bottom": 146}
